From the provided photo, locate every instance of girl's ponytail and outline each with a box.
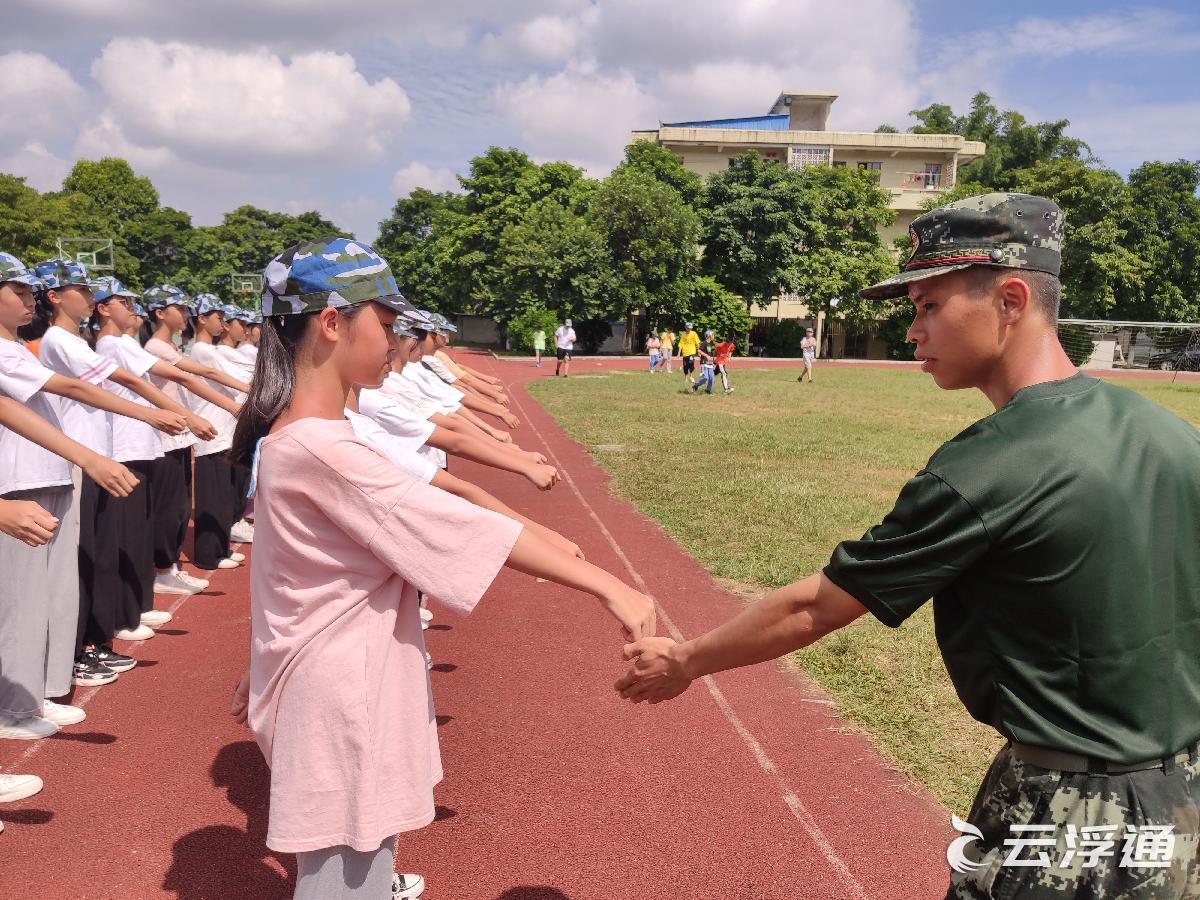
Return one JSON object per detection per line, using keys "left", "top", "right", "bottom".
{"left": 229, "top": 312, "right": 311, "bottom": 467}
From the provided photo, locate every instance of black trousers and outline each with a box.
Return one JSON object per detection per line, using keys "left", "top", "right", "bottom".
{"left": 231, "top": 462, "right": 250, "bottom": 526}
{"left": 150, "top": 447, "right": 192, "bottom": 570}
{"left": 77, "top": 474, "right": 122, "bottom": 652}
{"left": 193, "top": 452, "right": 235, "bottom": 570}
{"left": 116, "top": 459, "right": 155, "bottom": 624}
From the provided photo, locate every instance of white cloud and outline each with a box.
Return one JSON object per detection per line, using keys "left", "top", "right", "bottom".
{"left": 480, "top": 11, "right": 592, "bottom": 63}
{"left": 0, "top": 142, "right": 71, "bottom": 191}
{"left": 1070, "top": 102, "right": 1200, "bottom": 173}
{"left": 390, "top": 161, "right": 462, "bottom": 197}
{"left": 0, "top": 53, "right": 87, "bottom": 142}
{"left": 90, "top": 39, "right": 411, "bottom": 167}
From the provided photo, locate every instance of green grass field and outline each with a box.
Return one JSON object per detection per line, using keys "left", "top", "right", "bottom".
{"left": 528, "top": 365, "right": 1200, "bottom": 813}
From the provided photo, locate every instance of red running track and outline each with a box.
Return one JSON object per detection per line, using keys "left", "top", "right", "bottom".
{"left": 0, "top": 352, "right": 958, "bottom": 899}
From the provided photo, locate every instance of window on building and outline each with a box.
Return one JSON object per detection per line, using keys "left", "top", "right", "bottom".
{"left": 832, "top": 161, "right": 847, "bottom": 169}
{"left": 789, "top": 145, "right": 831, "bottom": 169}
{"left": 924, "top": 162, "right": 942, "bottom": 188}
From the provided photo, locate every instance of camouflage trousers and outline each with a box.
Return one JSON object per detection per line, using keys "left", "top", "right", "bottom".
{"left": 948, "top": 743, "right": 1200, "bottom": 899}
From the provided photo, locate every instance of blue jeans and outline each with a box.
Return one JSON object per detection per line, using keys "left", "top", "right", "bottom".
{"left": 693, "top": 364, "right": 714, "bottom": 393}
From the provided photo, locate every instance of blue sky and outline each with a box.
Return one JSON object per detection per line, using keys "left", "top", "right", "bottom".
{"left": 1, "top": 1, "right": 1196, "bottom": 242}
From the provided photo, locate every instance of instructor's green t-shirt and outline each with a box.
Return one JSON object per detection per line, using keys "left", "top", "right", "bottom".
{"left": 825, "top": 372, "right": 1200, "bottom": 764}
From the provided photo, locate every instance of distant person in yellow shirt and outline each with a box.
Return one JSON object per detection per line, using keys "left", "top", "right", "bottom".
{"left": 659, "top": 328, "right": 675, "bottom": 373}
{"left": 676, "top": 323, "right": 700, "bottom": 383}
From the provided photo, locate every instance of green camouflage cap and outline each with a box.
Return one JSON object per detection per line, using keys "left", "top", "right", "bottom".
{"left": 861, "top": 193, "right": 1064, "bottom": 300}
{"left": 261, "top": 236, "right": 417, "bottom": 318}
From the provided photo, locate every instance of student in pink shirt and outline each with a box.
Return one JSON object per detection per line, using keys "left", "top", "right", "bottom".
{"left": 227, "top": 239, "right": 655, "bottom": 900}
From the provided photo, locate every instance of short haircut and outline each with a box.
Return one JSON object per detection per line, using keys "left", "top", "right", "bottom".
{"left": 967, "top": 266, "right": 1061, "bottom": 324}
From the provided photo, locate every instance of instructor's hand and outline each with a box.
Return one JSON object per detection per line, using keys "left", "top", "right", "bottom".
{"left": 616, "top": 637, "right": 694, "bottom": 705}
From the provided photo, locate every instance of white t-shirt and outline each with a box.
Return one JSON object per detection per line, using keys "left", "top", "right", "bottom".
{"left": 0, "top": 339, "right": 73, "bottom": 496}
{"left": 377, "top": 371, "right": 449, "bottom": 419}
{"left": 216, "top": 344, "right": 254, "bottom": 395}
{"left": 187, "top": 341, "right": 238, "bottom": 457}
{"left": 421, "top": 356, "right": 458, "bottom": 384}
{"left": 345, "top": 409, "right": 437, "bottom": 484}
{"left": 554, "top": 326, "right": 576, "bottom": 350}
{"left": 38, "top": 325, "right": 117, "bottom": 456}
{"left": 358, "top": 386, "right": 446, "bottom": 470}
{"left": 144, "top": 337, "right": 199, "bottom": 454}
{"left": 95, "top": 335, "right": 164, "bottom": 463}
{"left": 401, "top": 362, "right": 464, "bottom": 410}
{"left": 235, "top": 344, "right": 259, "bottom": 367}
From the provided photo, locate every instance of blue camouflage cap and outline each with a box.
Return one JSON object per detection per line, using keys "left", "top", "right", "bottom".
{"left": 132, "top": 301, "right": 147, "bottom": 317}
{"left": 261, "top": 236, "right": 417, "bottom": 318}
{"left": 93, "top": 275, "right": 139, "bottom": 303}
{"left": 412, "top": 309, "right": 440, "bottom": 333}
{"left": 143, "top": 284, "right": 191, "bottom": 312}
{"left": 428, "top": 313, "right": 458, "bottom": 335}
{"left": 33, "top": 258, "right": 101, "bottom": 292}
{"left": 192, "top": 293, "right": 225, "bottom": 317}
{"left": 224, "top": 304, "right": 255, "bottom": 324}
{"left": 0, "top": 252, "right": 42, "bottom": 287}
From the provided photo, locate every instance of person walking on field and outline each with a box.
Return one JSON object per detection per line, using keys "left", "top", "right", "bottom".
{"left": 660, "top": 328, "right": 675, "bottom": 373}
{"left": 677, "top": 322, "right": 700, "bottom": 384}
{"left": 714, "top": 334, "right": 735, "bottom": 395}
{"left": 532, "top": 327, "right": 546, "bottom": 368}
{"left": 798, "top": 327, "right": 817, "bottom": 383}
{"left": 616, "top": 194, "right": 1200, "bottom": 898}
{"left": 554, "top": 318, "right": 576, "bottom": 378}
{"left": 646, "top": 333, "right": 661, "bottom": 373}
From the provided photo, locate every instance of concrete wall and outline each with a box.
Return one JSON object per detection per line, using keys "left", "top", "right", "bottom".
{"left": 453, "top": 315, "right": 501, "bottom": 346}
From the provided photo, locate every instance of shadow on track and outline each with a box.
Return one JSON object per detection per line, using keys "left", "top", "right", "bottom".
{"left": 164, "top": 740, "right": 295, "bottom": 899}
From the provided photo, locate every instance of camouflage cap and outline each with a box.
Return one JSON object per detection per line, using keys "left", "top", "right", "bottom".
{"left": 192, "top": 293, "right": 225, "bottom": 317}
{"left": 224, "top": 304, "right": 255, "bottom": 324}
{"left": 33, "top": 257, "right": 101, "bottom": 292}
{"left": 143, "top": 284, "right": 191, "bottom": 312}
{"left": 0, "top": 252, "right": 42, "bottom": 287}
{"left": 261, "top": 236, "right": 417, "bottom": 318}
{"left": 93, "top": 275, "right": 139, "bottom": 303}
{"left": 429, "top": 313, "right": 458, "bottom": 335}
{"left": 861, "top": 193, "right": 1064, "bottom": 300}
{"left": 132, "top": 301, "right": 147, "bottom": 317}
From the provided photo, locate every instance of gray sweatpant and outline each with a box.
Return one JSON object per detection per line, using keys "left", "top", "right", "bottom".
{"left": 0, "top": 486, "right": 79, "bottom": 717}
{"left": 294, "top": 835, "right": 397, "bottom": 899}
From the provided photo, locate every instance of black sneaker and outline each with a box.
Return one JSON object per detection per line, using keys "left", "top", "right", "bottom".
{"left": 73, "top": 651, "right": 119, "bottom": 686}
{"left": 93, "top": 646, "right": 136, "bottom": 673}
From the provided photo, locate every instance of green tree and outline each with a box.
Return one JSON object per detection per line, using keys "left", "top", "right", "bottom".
{"left": 375, "top": 188, "right": 466, "bottom": 312}
{"left": 506, "top": 306, "right": 560, "bottom": 352}
{"left": 0, "top": 173, "right": 111, "bottom": 266}
{"left": 495, "top": 197, "right": 614, "bottom": 323}
{"left": 589, "top": 168, "right": 700, "bottom": 331}
{"left": 617, "top": 141, "right": 704, "bottom": 208}
{"left": 1124, "top": 160, "right": 1200, "bottom": 323}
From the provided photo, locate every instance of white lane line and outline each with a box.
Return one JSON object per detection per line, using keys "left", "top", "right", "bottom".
{"left": 505, "top": 383, "right": 872, "bottom": 900}
{"left": 2, "top": 561, "right": 235, "bottom": 774}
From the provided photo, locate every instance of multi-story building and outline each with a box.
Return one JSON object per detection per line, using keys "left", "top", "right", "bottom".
{"left": 630, "top": 91, "right": 987, "bottom": 356}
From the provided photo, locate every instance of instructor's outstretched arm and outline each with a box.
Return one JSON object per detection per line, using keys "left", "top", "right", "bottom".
{"left": 615, "top": 573, "right": 866, "bottom": 704}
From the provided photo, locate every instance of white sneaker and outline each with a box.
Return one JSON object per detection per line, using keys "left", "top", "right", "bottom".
{"left": 0, "top": 714, "right": 58, "bottom": 740}
{"left": 419, "top": 607, "right": 433, "bottom": 623}
{"left": 217, "top": 558, "right": 240, "bottom": 569}
{"left": 141, "top": 610, "right": 173, "bottom": 627}
{"left": 392, "top": 873, "right": 425, "bottom": 898}
{"left": 41, "top": 700, "right": 85, "bottom": 727}
{"left": 230, "top": 520, "right": 254, "bottom": 543}
{"left": 228, "top": 551, "right": 246, "bottom": 563}
{"left": 173, "top": 567, "right": 209, "bottom": 590}
{"left": 114, "top": 624, "right": 155, "bottom": 641}
{"left": 0, "top": 773, "right": 44, "bottom": 803}
{"left": 154, "top": 570, "right": 200, "bottom": 596}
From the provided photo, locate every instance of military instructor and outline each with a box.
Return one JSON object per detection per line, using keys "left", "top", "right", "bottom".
{"left": 616, "top": 194, "right": 1200, "bottom": 897}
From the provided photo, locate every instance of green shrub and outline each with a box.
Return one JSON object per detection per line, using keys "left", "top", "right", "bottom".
{"left": 507, "top": 307, "right": 560, "bottom": 352}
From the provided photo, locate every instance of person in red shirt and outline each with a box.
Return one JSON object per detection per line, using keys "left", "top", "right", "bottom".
{"left": 713, "top": 335, "right": 736, "bottom": 395}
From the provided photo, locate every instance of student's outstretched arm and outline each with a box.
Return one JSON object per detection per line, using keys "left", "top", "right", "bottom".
{"left": 172, "top": 356, "right": 250, "bottom": 393}
{"left": 107, "top": 368, "right": 218, "bottom": 440}
{"left": 459, "top": 391, "right": 520, "bottom": 429}
{"left": 430, "top": 470, "right": 581, "bottom": 558}
{"left": 455, "top": 405, "right": 515, "bottom": 441}
{"left": 148, "top": 361, "right": 241, "bottom": 417}
{"left": 433, "top": 412, "right": 547, "bottom": 464}
{"left": 45, "top": 374, "right": 188, "bottom": 437}
{"left": 428, "top": 426, "right": 558, "bottom": 490}
{"left": 0, "top": 396, "right": 138, "bottom": 498}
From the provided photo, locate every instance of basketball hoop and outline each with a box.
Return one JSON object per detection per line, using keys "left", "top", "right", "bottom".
{"left": 56, "top": 237, "right": 114, "bottom": 271}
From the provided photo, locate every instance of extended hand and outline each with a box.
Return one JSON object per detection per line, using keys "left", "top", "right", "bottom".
{"left": 84, "top": 456, "right": 140, "bottom": 498}
{"left": 526, "top": 463, "right": 560, "bottom": 491}
{"left": 602, "top": 584, "right": 656, "bottom": 642}
{"left": 502, "top": 412, "right": 521, "bottom": 429}
{"left": 186, "top": 414, "right": 218, "bottom": 441}
{"left": 615, "top": 637, "right": 694, "bottom": 704}
{"left": 0, "top": 499, "right": 59, "bottom": 547}
{"left": 230, "top": 670, "right": 250, "bottom": 725}
{"left": 148, "top": 409, "right": 189, "bottom": 436}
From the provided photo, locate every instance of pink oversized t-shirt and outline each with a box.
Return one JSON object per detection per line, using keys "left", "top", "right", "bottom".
{"left": 247, "top": 418, "right": 522, "bottom": 853}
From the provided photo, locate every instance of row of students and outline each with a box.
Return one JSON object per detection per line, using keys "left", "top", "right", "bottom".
{"left": 228, "top": 238, "right": 656, "bottom": 899}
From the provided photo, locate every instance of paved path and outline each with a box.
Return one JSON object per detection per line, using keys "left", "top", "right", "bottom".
{"left": 0, "top": 351, "right": 955, "bottom": 899}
